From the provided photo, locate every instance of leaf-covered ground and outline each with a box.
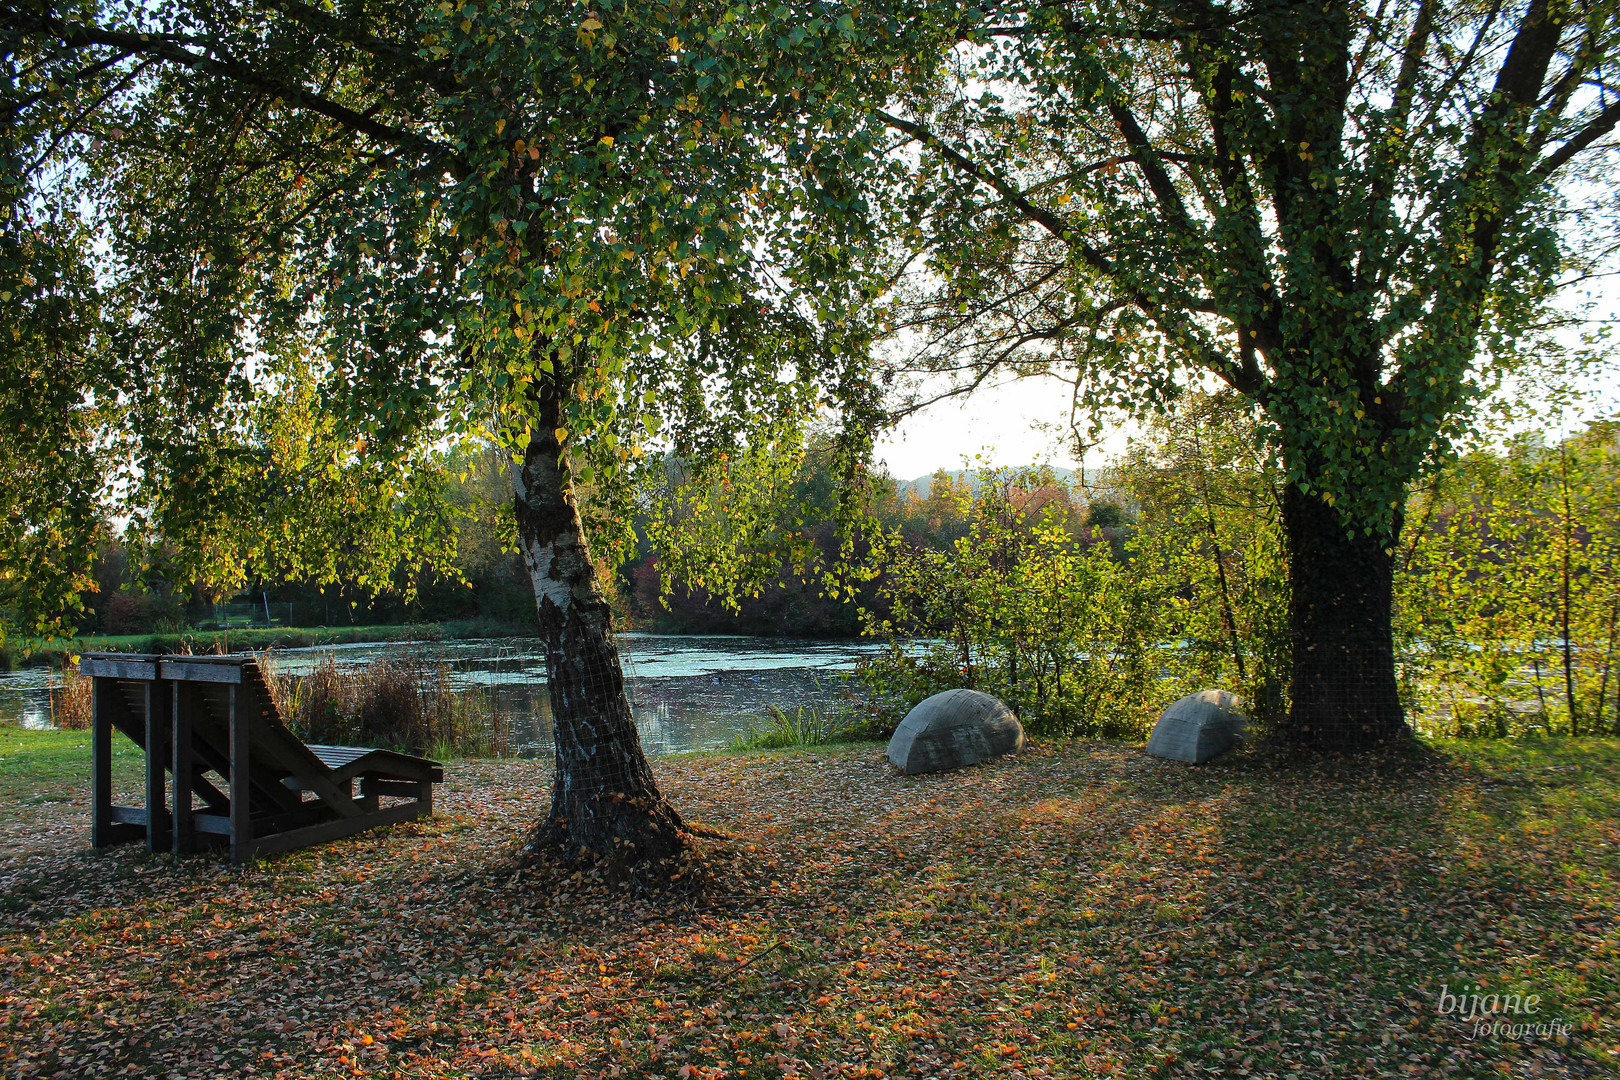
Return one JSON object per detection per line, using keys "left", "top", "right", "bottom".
{"left": 1, "top": 731, "right": 1616, "bottom": 1078}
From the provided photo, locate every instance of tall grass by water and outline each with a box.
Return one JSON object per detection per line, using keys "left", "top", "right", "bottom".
{"left": 728, "top": 702, "right": 886, "bottom": 750}
{"left": 259, "top": 652, "right": 509, "bottom": 759}
{"left": 46, "top": 662, "right": 91, "bottom": 731}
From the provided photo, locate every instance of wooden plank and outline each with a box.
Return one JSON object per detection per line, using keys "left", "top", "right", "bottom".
{"left": 252, "top": 713, "right": 365, "bottom": 820}
{"left": 157, "top": 660, "right": 243, "bottom": 684}
{"left": 358, "top": 778, "right": 428, "bottom": 799}
{"left": 229, "top": 683, "right": 251, "bottom": 864}
{"left": 189, "top": 772, "right": 230, "bottom": 811}
{"left": 306, "top": 744, "right": 372, "bottom": 768}
{"left": 144, "top": 679, "right": 172, "bottom": 854}
{"left": 195, "top": 806, "right": 326, "bottom": 836}
{"left": 245, "top": 800, "right": 429, "bottom": 859}
{"left": 80, "top": 658, "right": 158, "bottom": 681}
{"left": 193, "top": 813, "right": 231, "bottom": 835}
{"left": 91, "top": 678, "right": 115, "bottom": 848}
{"left": 110, "top": 805, "right": 148, "bottom": 825}
{"left": 172, "top": 682, "right": 194, "bottom": 855}
{"left": 324, "top": 749, "right": 444, "bottom": 785}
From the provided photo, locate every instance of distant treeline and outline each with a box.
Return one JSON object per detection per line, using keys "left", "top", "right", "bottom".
{"left": 67, "top": 435, "right": 1120, "bottom": 641}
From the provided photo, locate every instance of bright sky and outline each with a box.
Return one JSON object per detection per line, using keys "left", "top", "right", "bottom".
{"left": 869, "top": 373, "right": 1096, "bottom": 481}
{"left": 871, "top": 342, "right": 1620, "bottom": 484}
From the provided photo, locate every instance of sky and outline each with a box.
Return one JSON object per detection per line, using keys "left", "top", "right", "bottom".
{"left": 869, "top": 373, "right": 1102, "bottom": 481}
{"left": 870, "top": 344, "right": 1620, "bottom": 484}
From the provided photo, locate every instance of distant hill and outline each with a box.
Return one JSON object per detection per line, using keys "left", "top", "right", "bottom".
{"left": 893, "top": 466, "right": 1078, "bottom": 499}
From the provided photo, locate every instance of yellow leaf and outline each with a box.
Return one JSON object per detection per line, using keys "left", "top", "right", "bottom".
{"left": 495, "top": 118, "right": 506, "bottom": 135}
{"left": 580, "top": 16, "right": 602, "bottom": 31}
{"left": 598, "top": 135, "right": 614, "bottom": 147}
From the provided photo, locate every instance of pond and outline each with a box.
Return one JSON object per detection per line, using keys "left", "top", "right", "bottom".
{"left": 0, "top": 635, "right": 890, "bottom": 757}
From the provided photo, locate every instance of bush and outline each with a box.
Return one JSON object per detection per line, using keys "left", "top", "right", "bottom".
{"left": 98, "top": 591, "right": 187, "bottom": 636}
{"left": 99, "top": 592, "right": 156, "bottom": 635}
{"left": 859, "top": 468, "right": 1190, "bottom": 739}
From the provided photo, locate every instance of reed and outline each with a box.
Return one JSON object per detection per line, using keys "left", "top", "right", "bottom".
{"left": 728, "top": 702, "right": 874, "bottom": 751}
{"left": 48, "top": 660, "right": 93, "bottom": 731}
{"left": 259, "top": 651, "right": 509, "bottom": 758}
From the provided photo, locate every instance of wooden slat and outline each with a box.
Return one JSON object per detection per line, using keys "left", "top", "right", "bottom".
{"left": 322, "top": 748, "right": 444, "bottom": 785}
{"left": 91, "top": 678, "right": 115, "bottom": 848}
{"left": 157, "top": 659, "right": 243, "bottom": 684}
{"left": 192, "top": 813, "right": 231, "bottom": 835}
{"left": 144, "top": 679, "right": 172, "bottom": 854}
{"left": 80, "top": 658, "right": 159, "bottom": 681}
{"left": 359, "top": 777, "right": 430, "bottom": 799}
{"left": 172, "top": 682, "right": 194, "bottom": 855}
{"left": 110, "top": 805, "right": 148, "bottom": 825}
{"left": 307, "top": 745, "right": 371, "bottom": 767}
{"left": 229, "top": 684, "right": 251, "bottom": 864}
{"left": 245, "top": 800, "right": 429, "bottom": 859}
{"left": 195, "top": 805, "right": 327, "bottom": 836}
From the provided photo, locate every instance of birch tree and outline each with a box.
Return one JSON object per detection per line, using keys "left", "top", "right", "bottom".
{"left": 2, "top": 0, "right": 894, "bottom": 859}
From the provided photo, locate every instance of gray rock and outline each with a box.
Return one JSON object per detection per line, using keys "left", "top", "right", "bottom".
{"left": 1147, "top": 690, "right": 1247, "bottom": 764}
{"left": 887, "top": 689, "right": 1024, "bottom": 775}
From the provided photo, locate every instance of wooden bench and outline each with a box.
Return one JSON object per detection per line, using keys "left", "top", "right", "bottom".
{"left": 79, "top": 653, "right": 443, "bottom": 863}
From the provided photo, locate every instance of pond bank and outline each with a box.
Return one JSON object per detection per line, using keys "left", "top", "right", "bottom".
{"left": 7, "top": 618, "right": 543, "bottom": 670}
{"left": 1, "top": 635, "right": 888, "bottom": 756}
{"left": 1, "top": 733, "right": 1615, "bottom": 1078}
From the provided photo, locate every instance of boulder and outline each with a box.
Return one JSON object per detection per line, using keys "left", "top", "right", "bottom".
{"left": 1147, "top": 690, "right": 1246, "bottom": 764}
{"left": 887, "top": 689, "right": 1024, "bottom": 775}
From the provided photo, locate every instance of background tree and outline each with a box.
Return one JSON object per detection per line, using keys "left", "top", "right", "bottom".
{"left": 874, "top": 0, "right": 1620, "bottom": 747}
{"left": 3, "top": 0, "right": 896, "bottom": 860}
{"left": 1115, "top": 392, "right": 1292, "bottom": 729}
{"left": 1399, "top": 418, "right": 1620, "bottom": 736}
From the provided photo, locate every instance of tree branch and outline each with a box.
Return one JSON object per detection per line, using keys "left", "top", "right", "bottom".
{"left": 9, "top": 12, "right": 456, "bottom": 164}
{"left": 876, "top": 107, "right": 1268, "bottom": 401}
{"left": 1534, "top": 98, "right": 1620, "bottom": 180}
{"left": 260, "top": 0, "right": 460, "bottom": 96}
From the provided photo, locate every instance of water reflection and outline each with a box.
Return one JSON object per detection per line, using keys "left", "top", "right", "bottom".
{"left": 0, "top": 634, "right": 884, "bottom": 757}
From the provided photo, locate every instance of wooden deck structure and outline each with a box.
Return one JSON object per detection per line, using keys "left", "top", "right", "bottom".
{"left": 79, "top": 653, "right": 443, "bottom": 863}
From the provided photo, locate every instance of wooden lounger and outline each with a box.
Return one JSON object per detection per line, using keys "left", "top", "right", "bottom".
{"left": 79, "top": 653, "right": 443, "bottom": 863}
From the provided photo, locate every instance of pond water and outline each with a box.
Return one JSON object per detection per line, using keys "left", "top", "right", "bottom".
{"left": 0, "top": 635, "right": 889, "bottom": 757}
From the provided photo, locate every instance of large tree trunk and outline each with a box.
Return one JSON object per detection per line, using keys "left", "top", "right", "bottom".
{"left": 1278, "top": 484, "right": 1411, "bottom": 749}
{"left": 513, "top": 416, "right": 685, "bottom": 863}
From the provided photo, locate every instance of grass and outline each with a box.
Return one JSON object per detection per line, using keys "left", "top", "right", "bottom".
{"left": 0, "top": 727, "right": 1616, "bottom": 1079}
{"left": 728, "top": 703, "right": 887, "bottom": 751}
{"left": 0, "top": 727, "right": 141, "bottom": 818}
{"left": 12, "top": 618, "right": 539, "bottom": 669}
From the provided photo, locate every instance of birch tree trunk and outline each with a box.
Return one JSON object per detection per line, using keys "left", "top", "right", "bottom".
{"left": 513, "top": 401, "right": 685, "bottom": 862}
